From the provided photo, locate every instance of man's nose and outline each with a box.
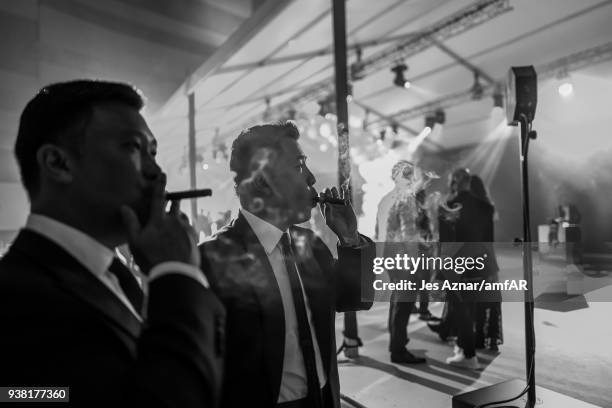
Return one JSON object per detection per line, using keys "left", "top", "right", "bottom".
{"left": 305, "top": 165, "right": 316, "bottom": 186}
{"left": 143, "top": 155, "right": 162, "bottom": 181}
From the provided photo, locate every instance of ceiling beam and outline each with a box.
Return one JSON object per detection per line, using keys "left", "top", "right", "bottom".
{"left": 157, "top": 0, "right": 290, "bottom": 117}
{"left": 43, "top": 0, "right": 219, "bottom": 56}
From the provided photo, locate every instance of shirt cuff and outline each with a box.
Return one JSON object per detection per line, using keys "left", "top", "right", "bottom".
{"left": 338, "top": 235, "right": 370, "bottom": 249}
{"left": 149, "top": 262, "right": 210, "bottom": 289}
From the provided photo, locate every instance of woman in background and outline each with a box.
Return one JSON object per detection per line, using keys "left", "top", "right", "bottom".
{"left": 470, "top": 174, "right": 503, "bottom": 351}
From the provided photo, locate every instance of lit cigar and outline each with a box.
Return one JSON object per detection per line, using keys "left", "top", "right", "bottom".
{"left": 165, "top": 189, "right": 212, "bottom": 201}
{"left": 313, "top": 195, "right": 349, "bottom": 206}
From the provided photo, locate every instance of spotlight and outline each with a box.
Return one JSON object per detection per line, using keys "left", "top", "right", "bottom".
{"left": 391, "top": 63, "right": 409, "bottom": 88}
{"left": 493, "top": 88, "right": 504, "bottom": 108}
{"left": 558, "top": 81, "right": 573, "bottom": 97}
{"left": 346, "top": 82, "right": 354, "bottom": 103}
{"left": 317, "top": 96, "right": 336, "bottom": 118}
{"left": 491, "top": 85, "right": 505, "bottom": 119}
{"left": 434, "top": 109, "right": 445, "bottom": 125}
{"left": 350, "top": 47, "right": 365, "bottom": 81}
{"left": 424, "top": 114, "right": 436, "bottom": 130}
{"left": 556, "top": 69, "right": 574, "bottom": 98}
{"left": 317, "top": 100, "right": 331, "bottom": 117}
{"left": 471, "top": 71, "right": 484, "bottom": 100}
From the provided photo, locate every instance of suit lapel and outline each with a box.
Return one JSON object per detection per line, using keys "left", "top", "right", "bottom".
{"left": 11, "top": 230, "right": 141, "bottom": 341}
{"left": 230, "top": 215, "right": 285, "bottom": 399}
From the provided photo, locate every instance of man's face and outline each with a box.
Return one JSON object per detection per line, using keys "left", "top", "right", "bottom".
{"left": 266, "top": 137, "right": 317, "bottom": 224}
{"left": 68, "top": 102, "right": 161, "bottom": 233}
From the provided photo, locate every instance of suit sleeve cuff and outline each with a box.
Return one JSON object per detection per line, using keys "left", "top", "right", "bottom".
{"left": 149, "top": 262, "right": 210, "bottom": 289}
{"left": 338, "top": 235, "right": 370, "bottom": 249}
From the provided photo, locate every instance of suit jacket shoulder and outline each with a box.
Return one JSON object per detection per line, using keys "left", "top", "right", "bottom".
{"left": 0, "top": 230, "right": 225, "bottom": 408}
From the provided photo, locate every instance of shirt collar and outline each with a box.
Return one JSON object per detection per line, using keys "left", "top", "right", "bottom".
{"left": 240, "top": 208, "right": 286, "bottom": 254}
{"left": 25, "top": 213, "right": 115, "bottom": 277}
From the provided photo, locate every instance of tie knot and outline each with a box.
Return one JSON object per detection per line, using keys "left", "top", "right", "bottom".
{"left": 279, "top": 232, "right": 292, "bottom": 253}
{"left": 108, "top": 258, "right": 143, "bottom": 312}
{"left": 109, "top": 258, "right": 132, "bottom": 280}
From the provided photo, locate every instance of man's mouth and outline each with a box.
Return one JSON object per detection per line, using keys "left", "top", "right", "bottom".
{"left": 309, "top": 188, "right": 318, "bottom": 207}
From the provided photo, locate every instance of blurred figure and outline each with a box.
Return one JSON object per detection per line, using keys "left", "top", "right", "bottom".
{"left": 0, "top": 80, "right": 224, "bottom": 407}
{"left": 196, "top": 209, "right": 213, "bottom": 237}
{"left": 381, "top": 160, "right": 431, "bottom": 364}
{"left": 440, "top": 168, "right": 494, "bottom": 369}
{"left": 199, "top": 122, "right": 375, "bottom": 408}
{"left": 470, "top": 175, "right": 503, "bottom": 352}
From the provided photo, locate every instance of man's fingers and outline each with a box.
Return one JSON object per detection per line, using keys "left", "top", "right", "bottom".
{"left": 120, "top": 205, "right": 140, "bottom": 241}
{"left": 169, "top": 200, "right": 180, "bottom": 216}
{"left": 148, "top": 173, "right": 167, "bottom": 224}
{"left": 331, "top": 186, "right": 339, "bottom": 199}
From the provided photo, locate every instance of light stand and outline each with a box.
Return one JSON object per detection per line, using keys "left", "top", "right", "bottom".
{"left": 452, "top": 66, "right": 538, "bottom": 408}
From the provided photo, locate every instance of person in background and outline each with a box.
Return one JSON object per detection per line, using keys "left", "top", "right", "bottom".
{"left": 440, "top": 169, "right": 494, "bottom": 369}
{"left": 199, "top": 122, "right": 375, "bottom": 408}
{"left": 0, "top": 80, "right": 225, "bottom": 407}
{"left": 470, "top": 174, "right": 503, "bottom": 352}
{"left": 382, "top": 160, "right": 432, "bottom": 364}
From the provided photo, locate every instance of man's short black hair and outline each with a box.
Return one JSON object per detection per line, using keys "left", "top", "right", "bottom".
{"left": 14, "top": 79, "right": 144, "bottom": 199}
{"left": 229, "top": 121, "right": 300, "bottom": 186}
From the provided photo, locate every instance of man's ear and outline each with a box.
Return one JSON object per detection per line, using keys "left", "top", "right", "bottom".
{"left": 36, "top": 144, "right": 74, "bottom": 184}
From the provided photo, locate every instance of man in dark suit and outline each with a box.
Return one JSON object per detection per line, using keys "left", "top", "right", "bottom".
{"left": 0, "top": 80, "right": 225, "bottom": 407}
{"left": 199, "top": 122, "right": 375, "bottom": 408}
{"left": 440, "top": 169, "right": 495, "bottom": 369}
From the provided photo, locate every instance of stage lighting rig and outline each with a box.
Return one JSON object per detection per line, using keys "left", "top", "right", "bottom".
{"left": 391, "top": 63, "right": 410, "bottom": 88}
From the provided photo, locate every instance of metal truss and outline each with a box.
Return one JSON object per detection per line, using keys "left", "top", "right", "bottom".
{"left": 226, "top": 0, "right": 513, "bottom": 135}
{"left": 370, "top": 41, "right": 612, "bottom": 125}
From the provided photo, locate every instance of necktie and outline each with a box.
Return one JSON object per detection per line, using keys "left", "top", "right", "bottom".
{"left": 108, "top": 258, "right": 144, "bottom": 313}
{"left": 279, "top": 233, "right": 322, "bottom": 408}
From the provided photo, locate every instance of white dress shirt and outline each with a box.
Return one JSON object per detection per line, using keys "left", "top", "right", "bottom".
{"left": 241, "top": 209, "right": 327, "bottom": 402}
{"left": 26, "top": 214, "right": 209, "bottom": 321}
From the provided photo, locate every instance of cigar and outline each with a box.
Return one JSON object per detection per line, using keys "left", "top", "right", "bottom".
{"left": 314, "top": 195, "right": 349, "bottom": 206}
{"left": 166, "top": 189, "right": 212, "bottom": 201}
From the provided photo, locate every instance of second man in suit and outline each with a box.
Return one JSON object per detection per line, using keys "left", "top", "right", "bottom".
{"left": 199, "top": 122, "right": 375, "bottom": 408}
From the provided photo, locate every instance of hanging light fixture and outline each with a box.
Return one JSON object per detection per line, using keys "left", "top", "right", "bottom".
{"left": 471, "top": 71, "right": 484, "bottom": 100}
{"left": 434, "top": 109, "right": 446, "bottom": 125}
{"left": 391, "top": 63, "right": 410, "bottom": 89}
{"left": 424, "top": 114, "right": 436, "bottom": 130}
{"left": 493, "top": 85, "right": 504, "bottom": 108}
{"left": 557, "top": 69, "right": 574, "bottom": 97}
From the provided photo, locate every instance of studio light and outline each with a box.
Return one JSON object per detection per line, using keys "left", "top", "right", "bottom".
{"left": 391, "top": 63, "right": 409, "bottom": 88}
